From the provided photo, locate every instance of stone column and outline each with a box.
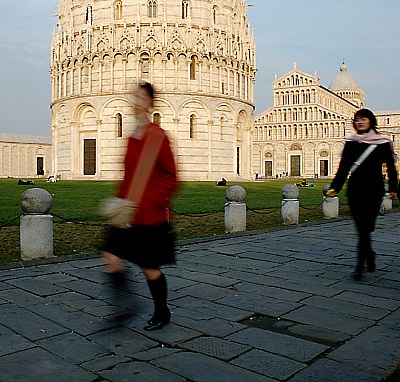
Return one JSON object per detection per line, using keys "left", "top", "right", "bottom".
{"left": 281, "top": 184, "right": 299, "bottom": 225}
{"left": 20, "top": 188, "right": 54, "bottom": 260}
{"left": 225, "top": 185, "right": 246, "bottom": 233}
{"left": 322, "top": 196, "right": 339, "bottom": 219}
{"left": 381, "top": 194, "right": 392, "bottom": 213}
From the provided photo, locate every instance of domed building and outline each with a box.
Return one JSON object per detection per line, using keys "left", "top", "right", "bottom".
{"left": 253, "top": 63, "right": 363, "bottom": 178}
{"left": 329, "top": 62, "right": 364, "bottom": 108}
{"left": 50, "top": 0, "right": 256, "bottom": 181}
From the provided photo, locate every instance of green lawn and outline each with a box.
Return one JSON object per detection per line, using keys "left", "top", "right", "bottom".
{"left": 1, "top": 178, "right": 396, "bottom": 263}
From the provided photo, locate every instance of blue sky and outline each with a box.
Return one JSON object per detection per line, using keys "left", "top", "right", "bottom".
{"left": 0, "top": 0, "right": 399, "bottom": 136}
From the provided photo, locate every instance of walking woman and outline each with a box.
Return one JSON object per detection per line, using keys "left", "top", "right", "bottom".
{"left": 325, "top": 108, "right": 398, "bottom": 280}
{"left": 101, "top": 82, "right": 177, "bottom": 330}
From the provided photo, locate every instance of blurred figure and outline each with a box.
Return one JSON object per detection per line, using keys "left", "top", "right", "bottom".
{"left": 216, "top": 178, "right": 227, "bottom": 186}
{"left": 325, "top": 109, "right": 398, "bottom": 280}
{"left": 101, "top": 82, "right": 177, "bottom": 330}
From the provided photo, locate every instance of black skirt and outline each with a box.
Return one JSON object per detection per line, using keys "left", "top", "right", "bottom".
{"left": 101, "top": 223, "right": 176, "bottom": 269}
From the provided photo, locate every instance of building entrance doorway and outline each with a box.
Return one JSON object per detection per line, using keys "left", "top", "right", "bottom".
{"left": 264, "top": 161, "right": 272, "bottom": 177}
{"left": 320, "top": 160, "right": 329, "bottom": 176}
{"left": 36, "top": 157, "right": 44, "bottom": 176}
{"left": 290, "top": 155, "right": 301, "bottom": 177}
{"left": 83, "top": 139, "right": 96, "bottom": 175}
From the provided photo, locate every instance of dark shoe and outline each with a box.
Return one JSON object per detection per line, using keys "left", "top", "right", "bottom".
{"left": 352, "top": 271, "right": 363, "bottom": 281}
{"left": 366, "top": 261, "right": 376, "bottom": 273}
{"left": 144, "top": 309, "right": 171, "bottom": 331}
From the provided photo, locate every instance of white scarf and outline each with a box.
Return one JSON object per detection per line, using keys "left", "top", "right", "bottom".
{"left": 347, "top": 129, "right": 391, "bottom": 144}
{"left": 347, "top": 130, "right": 397, "bottom": 161}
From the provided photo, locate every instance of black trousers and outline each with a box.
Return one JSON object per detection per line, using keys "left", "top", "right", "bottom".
{"left": 349, "top": 196, "right": 381, "bottom": 270}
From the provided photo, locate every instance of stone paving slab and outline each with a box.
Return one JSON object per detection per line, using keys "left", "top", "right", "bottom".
{"left": 282, "top": 305, "right": 375, "bottom": 336}
{"left": 289, "top": 358, "right": 377, "bottom": 382}
{"left": 0, "top": 347, "right": 97, "bottom": 382}
{"left": 227, "top": 327, "right": 329, "bottom": 363}
{"left": 328, "top": 325, "right": 400, "bottom": 379}
{"left": 230, "top": 348, "right": 306, "bottom": 380}
{"left": 1, "top": 212, "right": 400, "bottom": 381}
{"left": 153, "top": 351, "right": 275, "bottom": 382}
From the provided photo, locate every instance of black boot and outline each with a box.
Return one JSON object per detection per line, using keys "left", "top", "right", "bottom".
{"left": 144, "top": 274, "right": 171, "bottom": 331}
{"left": 352, "top": 258, "right": 364, "bottom": 281}
{"left": 353, "top": 232, "right": 370, "bottom": 281}
{"left": 107, "top": 271, "right": 127, "bottom": 289}
{"left": 106, "top": 272, "right": 132, "bottom": 324}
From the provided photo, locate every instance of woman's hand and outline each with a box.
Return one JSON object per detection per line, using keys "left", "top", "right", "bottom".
{"left": 325, "top": 189, "right": 337, "bottom": 197}
{"left": 388, "top": 192, "right": 397, "bottom": 199}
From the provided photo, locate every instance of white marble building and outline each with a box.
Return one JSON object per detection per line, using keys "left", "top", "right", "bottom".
{"left": 253, "top": 63, "right": 399, "bottom": 179}
{"left": 51, "top": 0, "right": 256, "bottom": 180}
{"left": 0, "top": 134, "right": 52, "bottom": 179}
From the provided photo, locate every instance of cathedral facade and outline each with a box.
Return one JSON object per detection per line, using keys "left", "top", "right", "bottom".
{"left": 253, "top": 63, "right": 366, "bottom": 179}
{"left": 51, "top": 0, "right": 256, "bottom": 181}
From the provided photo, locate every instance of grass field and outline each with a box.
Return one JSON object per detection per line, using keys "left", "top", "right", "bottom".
{"left": 1, "top": 178, "right": 397, "bottom": 264}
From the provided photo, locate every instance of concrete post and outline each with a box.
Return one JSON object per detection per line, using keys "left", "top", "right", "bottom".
{"left": 381, "top": 194, "right": 392, "bottom": 213}
{"left": 224, "top": 185, "right": 246, "bottom": 233}
{"left": 281, "top": 184, "right": 299, "bottom": 225}
{"left": 20, "top": 188, "right": 54, "bottom": 260}
{"left": 322, "top": 196, "right": 339, "bottom": 219}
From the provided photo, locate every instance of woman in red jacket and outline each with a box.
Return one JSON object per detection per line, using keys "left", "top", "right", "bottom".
{"left": 101, "top": 82, "right": 177, "bottom": 330}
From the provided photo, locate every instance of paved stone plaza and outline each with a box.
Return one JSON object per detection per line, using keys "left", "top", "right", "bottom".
{"left": 1, "top": 212, "right": 400, "bottom": 381}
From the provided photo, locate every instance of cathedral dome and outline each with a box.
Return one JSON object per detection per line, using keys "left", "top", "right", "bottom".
{"left": 329, "top": 63, "right": 361, "bottom": 91}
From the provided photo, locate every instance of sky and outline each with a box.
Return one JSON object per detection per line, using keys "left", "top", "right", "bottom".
{"left": 0, "top": 0, "right": 399, "bottom": 137}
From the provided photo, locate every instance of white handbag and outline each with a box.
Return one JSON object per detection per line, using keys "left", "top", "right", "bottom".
{"left": 99, "top": 197, "right": 136, "bottom": 229}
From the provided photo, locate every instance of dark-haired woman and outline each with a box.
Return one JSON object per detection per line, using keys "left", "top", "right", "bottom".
{"left": 101, "top": 82, "right": 177, "bottom": 330}
{"left": 325, "top": 109, "right": 398, "bottom": 280}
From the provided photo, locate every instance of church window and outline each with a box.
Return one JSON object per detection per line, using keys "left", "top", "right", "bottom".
{"left": 148, "top": 0, "right": 157, "bottom": 18}
{"left": 115, "top": 1, "right": 123, "bottom": 20}
{"left": 320, "top": 150, "right": 329, "bottom": 157}
{"left": 212, "top": 6, "right": 217, "bottom": 24}
{"left": 220, "top": 116, "right": 226, "bottom": 140}
{"left": 190, "top": 56, "right": 197, "bottom": 80}
{"left": 189, "top": 114, "right": 196, "bottom": 138}
{"left": 182, "top": 1, "right": 189, "bottom": 19}
{"left": 153, "top": 113, "right": 161, "bottom": 126}
{"left": 116, "top": 113, "right": 123, "bottom": 137}
{"left": 141, "top": 55, "right": 150, "bottom": 77}
{"left": 86, "top": 5, "right": 93, "bottom": 25}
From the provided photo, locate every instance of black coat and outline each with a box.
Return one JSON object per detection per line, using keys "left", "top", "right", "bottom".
{"left": 331, "top": 141, "right": 398, "bottom": 204}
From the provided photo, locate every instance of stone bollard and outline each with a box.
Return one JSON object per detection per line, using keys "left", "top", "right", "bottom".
{"left": 381, "top": 194, "right": 392, "bottom": 212}
{"left": 281, "top": 184, "right": 299, "bottom": 225}
{"left": 224, "top": 185, "right": 246, "bottom": 233}
{"left": 322, "top": 196, "right": 339, "bottom": 219}
{"left": 20, "top": 188, "right": 54, "bottom": 260}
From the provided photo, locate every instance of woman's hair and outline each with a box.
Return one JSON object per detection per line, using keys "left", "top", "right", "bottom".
{"left": 353, "top": 108, "right": 377, "bottom": 132}
{"left": 139, "top": 81, "right": 155, "bottom": 100}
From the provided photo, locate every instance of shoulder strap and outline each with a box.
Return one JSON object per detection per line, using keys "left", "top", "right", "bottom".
{"left": 126, "top": 126, "right": 164, "bottom": 205}
{"left": 349, "top": 144, "right": 377, "bottom": 174}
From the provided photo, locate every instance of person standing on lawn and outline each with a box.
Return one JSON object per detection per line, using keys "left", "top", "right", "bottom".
{"left": 101, "top": 82, "right": 177, "bottom": 330}
{"left": 325, "top": 108, "right": 398, "bottom": 281}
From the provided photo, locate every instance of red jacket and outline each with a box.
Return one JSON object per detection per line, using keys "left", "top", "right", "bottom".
{"left": 118, "top": 123, "right": 177, "bottom": 226}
